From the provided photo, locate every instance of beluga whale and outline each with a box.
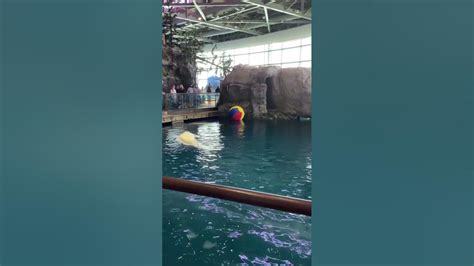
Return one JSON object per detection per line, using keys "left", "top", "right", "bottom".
{"left": 176, "top": 131, "right": 208, "bottom": 150}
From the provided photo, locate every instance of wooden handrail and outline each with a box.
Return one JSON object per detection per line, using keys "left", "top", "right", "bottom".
{"left": 163, "top": 176, "right": 312, "bottom": 216}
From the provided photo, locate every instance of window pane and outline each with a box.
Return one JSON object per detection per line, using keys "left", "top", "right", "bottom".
{"left": 282, "top": 63, "right": 299, "bottom": 68}
{"left": 281, "top": 47, "right": 300, "bottom": 63}
{"left": 270, "top": 42, "right": 281, "bottom": 50}
{"left": 282, "top": 39, "right": 300, "bottom": 48}
{"left": 301, "top": 37, "right": 311, "bottom": 45}
{"left": 198, "top": 79, "right": 207, "bottom": 89}
{"left": 269, "top": 50, "right": 281, "bottom": 64}
{"left": 234, "top": 54, "right": 249, "bottom": 65}
{"left": 249, "top": 45, "right": 265, "bottom": 53}
{"left": 300, "top": 61, "right": 311, "bottom": 68}
{"left": 267, "top": 63, "right": 281, "bottom": 67}
{"left": 234, "top": 47, "right": 249, "bottom": 55}
{"left": 211, "top": 51, "right": 223, "bottom": 57}
{"left": 198, "top": 71, "right": 209, "bottom": 79}
{"left": 200, "top": 52, "right": 211, "bottom": 58}
{"left": 249, "top": 52, "right": 265, "bottom": 66}
{"left": 196, "top": 63, "right": 205, "bottom": 70}
{"left": 301, "top": 46, "right": 311, "bottom": 60}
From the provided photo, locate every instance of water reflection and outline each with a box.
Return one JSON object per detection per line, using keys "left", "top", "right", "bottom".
{"left": 230, "top": 121, "right": 245, "bottom": 138}
{"left": 196, "top": 122, "right": 224, "bottom": 153}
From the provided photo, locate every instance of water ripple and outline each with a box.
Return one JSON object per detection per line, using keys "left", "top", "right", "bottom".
{"left": 163, "top": 120, "right": 312, "bottom": 265}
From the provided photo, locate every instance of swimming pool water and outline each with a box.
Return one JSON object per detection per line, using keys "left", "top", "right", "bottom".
{"left": 163, "top": 119, "right": 312, "bottom": 265}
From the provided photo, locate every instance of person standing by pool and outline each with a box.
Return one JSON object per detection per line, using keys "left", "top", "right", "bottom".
{"left": 193, "top": 84, "right": 202, "bottom": 107}
{"left": 170, "top": 85, "right": 177, "bottom": 109}
{"left": 175, "top": 84, "right": 185, "bottom": 108}
{"left": 186, "top": 85, "right": 193, "bottom": 93}
{"left": 175, "top": 84, "right": 184, "bottom": 93}
{"left": 162, "top": 90, "right": 168, "bottom": 110}
{"left": 186, "top": 85, "right": 196, "bottom": 108}
{"left": 215, "top": 87, "right": 221, "bottom": 105}
{"left": 194, "top": 85, "right": 204, "bottom": 106}
{"left": 194, "top": 84, "right": 201, "bottom": 94}
{"left": 206, "top": 85, "right": 212, "bottom": 105}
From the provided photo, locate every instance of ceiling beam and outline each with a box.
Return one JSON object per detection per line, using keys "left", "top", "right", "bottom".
{"left": 211, "top": 6, "right": 258, "bottom": 21}
{"left": 172, "top": 1, "right": 311, "bottom": 41}
{"left": 242, "top": 0, "right": 311, "bottom": 20}
{"left": 182, "top": 6, "right": 260, "bottom": 30}
{"left": 264, "top": 7, "right": 271, "bottom": 33}
{"left": 201, "top": 30, "right": 236, "bottom": 38}
{"left": 163, "top": 3, "right": 250, "bottom": 8}
{"left": 241, "top": 14, "right": 310, "bottom": 30}
{"left": 288, "top": 0, "right": 298, "bottom": 9}
{"left": 176, "top": 16, "right": 260, "bottom": 36}
{"left": 173, "top": 34, "right": 215, "bottom": 44}
{"left": 192, "top": 0, "right": 207, "bottom": 22}
{"left": 210, "top": 6, "right": 260, "bottom": 21}
{"left": 201, "top": 14, "right": 310, "bottom": 38}
{"left": 211, "top": 20, "right": 306, "bottom": 24}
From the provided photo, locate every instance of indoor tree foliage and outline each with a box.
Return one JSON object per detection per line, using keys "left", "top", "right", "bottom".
{"left": 162, "top": 0, "right": 233, "bottom": 84}
{"left": 177, "top": 29, "right": 206, "bottom": 63}
{"left": 197, "top": 45, "right": 233, "bottom": 78}
{"left": 217, "top": 52, "right": 233, "bottom": 77}
{"left": 162, "top": 1, "right": 177, "bottom": 46}
{"left": 162, "top": 1, "right": 204, "bottom": 61}
{"left": 162, "top": 0, "right": 206, "bottom": 88}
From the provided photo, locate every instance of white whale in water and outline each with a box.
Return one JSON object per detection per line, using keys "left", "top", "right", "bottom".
{"left": 176, "top": 131, "right": 207, "bottom": 149}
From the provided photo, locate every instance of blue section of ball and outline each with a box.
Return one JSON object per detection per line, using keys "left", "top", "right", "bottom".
{"left": 229, "top": 108, "right": 239, "bottom": 118}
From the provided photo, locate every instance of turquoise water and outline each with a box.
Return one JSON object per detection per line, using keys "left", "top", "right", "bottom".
{"left": 163, "top": 119, "right": 312, "bottom": 265}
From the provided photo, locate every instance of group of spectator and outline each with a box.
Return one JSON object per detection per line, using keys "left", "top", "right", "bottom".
{"left": 162, "top": 82, "right": 220, "bottom": 111}
{"left": 205, "top": 85, "right": 220, "bottom": 93}
{"left": 164, "top": 83, "right": 200, "bottom": 110}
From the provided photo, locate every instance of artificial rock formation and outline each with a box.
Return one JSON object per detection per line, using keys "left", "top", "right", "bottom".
{"left": 162, "top": 46, "right": 197, "bottom": 92}
{"left": 218, "top": 65, "right": 311, "bottom": 118}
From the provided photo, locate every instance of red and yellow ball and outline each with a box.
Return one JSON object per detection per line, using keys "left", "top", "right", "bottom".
{"left": 228, "top": 106, "right": 245, "bottom": 121}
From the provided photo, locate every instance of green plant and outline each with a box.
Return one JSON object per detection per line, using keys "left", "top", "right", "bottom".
{"left": 176, "top": 28, "right": 205, "bottom": 63}
{"left": 163, "top": 3, "right": 205, "bottom": 62}
{"left": 162, "top": 1, "right": 233, "bottom": 85}
{"left": 219, "top": 53, "right": 233, "bottom": 77}
{"left": 162, "top": 1, "right": 180, "bottom": 47}
{"left": 197, "top": 44, "right": 233, "bottom": 78}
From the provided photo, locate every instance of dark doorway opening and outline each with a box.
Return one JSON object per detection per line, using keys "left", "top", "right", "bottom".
{"left": 265, "top": 78, "right": 276, "bottom": 110}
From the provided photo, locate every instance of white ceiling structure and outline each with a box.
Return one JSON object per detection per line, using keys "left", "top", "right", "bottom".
{"left": 163, "top": 0, "right": 312, "bottom": 43}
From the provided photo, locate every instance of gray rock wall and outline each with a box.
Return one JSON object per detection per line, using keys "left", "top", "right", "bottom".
{"left": 218, "top": 65, "right": 311, "bottom": 118}
{"left": 273, "top": 67, "right": 312, "bottom": 116}
{"left": 162, "top": 46, "right": 197, "bottom": 91}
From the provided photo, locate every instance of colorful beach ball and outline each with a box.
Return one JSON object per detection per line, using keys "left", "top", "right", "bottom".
{"left": 228, "top": 106, "right": 245, "bottom": 121}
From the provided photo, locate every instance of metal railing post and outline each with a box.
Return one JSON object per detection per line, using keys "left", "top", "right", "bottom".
{"left": 162, "top": 93, "right": 221, "bottom": 111}
{"left": 163, "top": 176, "right": 312, "bottom": 216}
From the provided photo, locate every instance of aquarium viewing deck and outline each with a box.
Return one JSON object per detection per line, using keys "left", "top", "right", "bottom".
{"left": 162, "top": 108, "right": 221, "bottom": 124}
{"left": 162, "top": 93, "right": 222, "bottom": 124}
